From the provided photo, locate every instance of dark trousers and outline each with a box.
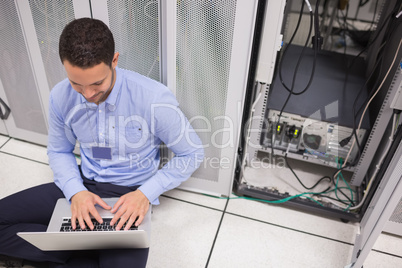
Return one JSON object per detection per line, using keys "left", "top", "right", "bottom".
{"left": 0, "top": 179, "right": 149, "bottom": 268}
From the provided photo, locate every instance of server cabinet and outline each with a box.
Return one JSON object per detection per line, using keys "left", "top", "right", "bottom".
{"left": 234, "top": 0, "right": 402, "bottom": 223}
{"left": 234, "top": 2, "right": 402, "bottom": 266}
{"left": 0, "top": 0, "right": 90, "bottom": 146}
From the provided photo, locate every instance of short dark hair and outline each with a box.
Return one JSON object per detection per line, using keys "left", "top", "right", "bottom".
{"left": 59, "top": 18, "right": 115, "bottom": 68}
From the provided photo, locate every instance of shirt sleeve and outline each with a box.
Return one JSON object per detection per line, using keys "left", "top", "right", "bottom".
{"left": 138, "top": 93, "right": 204, "bottom": 204}
{"left": 47, "top": 92, "right": 87, "bottom": 201}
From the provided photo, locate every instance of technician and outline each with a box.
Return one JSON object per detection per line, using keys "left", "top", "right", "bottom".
{"left": 0, "top": 18, "right": 204, "bottom": 267}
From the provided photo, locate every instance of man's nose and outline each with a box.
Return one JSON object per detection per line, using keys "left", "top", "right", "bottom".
{"left": 81, "top": 87, "right": 96, "bottom": 98}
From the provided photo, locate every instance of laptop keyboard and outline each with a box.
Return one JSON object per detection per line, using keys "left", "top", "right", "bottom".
{"left": 60, "top": 218, "right": 138, "bottom": 232}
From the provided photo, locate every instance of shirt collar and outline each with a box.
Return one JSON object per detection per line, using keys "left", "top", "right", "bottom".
{"left": 80, "top": 67, "right": 123, "bottom": 109}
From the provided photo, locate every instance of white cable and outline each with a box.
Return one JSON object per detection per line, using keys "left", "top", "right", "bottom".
{"left": 304, "top": 0, "right": 313, "bottom": 12}
{"left": 328, "top": 39, "right": 401, "bottom": 210}
{"left": 322, "top": 197, "right": 350, "bottom": 208}
{"left": 342, "top": 39, "right": 402, "bottom": 168}
{"left": 331, "top": 113, "right": 397, "bottom": 210}
{"left": 348, "top": 114, "right": 396, "bottom": 210}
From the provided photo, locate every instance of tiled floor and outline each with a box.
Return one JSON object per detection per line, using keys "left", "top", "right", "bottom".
{"left": 1, "top": 135, "right": 402, "bottom": 268}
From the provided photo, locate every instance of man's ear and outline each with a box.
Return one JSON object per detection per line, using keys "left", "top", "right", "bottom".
{"left": 112, "top": 52, "right": 119, "bottom": 69}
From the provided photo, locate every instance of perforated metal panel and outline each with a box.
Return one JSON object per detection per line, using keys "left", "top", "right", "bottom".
{"left": 389, "top": 198, "right": 402, "bottom": 223}
{"left": 28, "top": 0, "right": 75, "bottom": 90}
{"left": 107, "top": 0, "right": 160, "bottom": 81}
{"left": 176, "top": 1, "right": 237, "bottom": 182}
{"left": 386, "top": 153, "right": 402, "bottom": 236}
{"left": 0, "top": 1, "right": 47, "bottom": 134}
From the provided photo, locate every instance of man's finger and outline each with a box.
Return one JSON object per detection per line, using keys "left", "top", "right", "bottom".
{"left": 110, "top": 210, "right": 122, "bottom": 226}
{"left": 110, "top": 198, "right": 124, "bottom": 214}
{"left": 88, "top": 205, "right": 103, "bottom": 225}
{"left": 116, "top": 213, "right": 130, "bottom": 231}
{"left": 124, "top": 215, "right": 138, "bottom": 231}
{"left": 71, "top": 215, "right": 77, "bottom": 230}
{"left": 134, "top": 215, "right": 144, "bottom": 227}
{"left": 77, "top": 216, "right": 86, "bottom": 230}
{"left": 83, "top": 214, "right": 93, "bottom": 230}
{"left": 94, "top": 196, "right": 112, "bottom": 210}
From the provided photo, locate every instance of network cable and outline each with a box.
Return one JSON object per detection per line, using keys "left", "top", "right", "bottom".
{"left": 331, "top": 111, "right": 399, "bottom": 211}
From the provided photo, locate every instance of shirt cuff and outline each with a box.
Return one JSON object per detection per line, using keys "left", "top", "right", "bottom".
{"left": 62, "top": 178, "right": 88, "bottom": 201}
{"left": 138, "top": 178, "right": 165, "bottom": 205}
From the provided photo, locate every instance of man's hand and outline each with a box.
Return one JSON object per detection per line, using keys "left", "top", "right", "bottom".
{"left": 70, "top": 191, "right": 111, "bottom": 230}
{"left": 110, "top": 190, "right": 150, "bottom": 231}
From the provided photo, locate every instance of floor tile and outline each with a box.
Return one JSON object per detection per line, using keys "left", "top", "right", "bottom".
{"left": 0, "top": 153, "right": 53, "bottom": 199}
{"left": 0, "top": 135, "right": 10, "bottom": 148}
{"left": 372, "top": 233, "right": 402, "bottom": 257}
{"left": 148, "top": 196, "right": 223, "bottom": 268}
{"left": 0, "top": 138, "right": 48, "bottom": 164}
{"left": 208, "top": 213, "right": 354, "bottom": 268}
{"left": 163, "top": 188, "right": 227, "bottom": 211}
{"left": 226, "top": 197, "right": 358, "bottom": 244}
{"left": 362, "top": 250, "right": 402, "bottom": 268}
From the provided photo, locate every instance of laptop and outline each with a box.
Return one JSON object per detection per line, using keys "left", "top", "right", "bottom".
{"left": 17, "top": 198, "right": 151, "bottom": 251}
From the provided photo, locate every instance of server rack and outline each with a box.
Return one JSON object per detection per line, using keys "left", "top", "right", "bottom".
{"left": 234, "top": 0, "right": 402, "bottom": 224}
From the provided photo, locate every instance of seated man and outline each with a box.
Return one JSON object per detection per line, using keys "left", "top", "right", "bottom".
{"left": 0, "top": 18, "right": 204, "bottom": 268}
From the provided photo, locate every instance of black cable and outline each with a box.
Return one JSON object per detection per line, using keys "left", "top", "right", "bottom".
{"left": 345, "top": 10, "right": 394, "bottom": 71}
{"left": 277, "top": 6, "right": 316, "bottom": 122}
{"left": 336, "top": 4, "right": 397, "bottom": 155}
{"left": 284, "top": 153, "right": 332, "bottom": 191}
{"left": 284, "top": 147, "right": 356, "bottom": 206}
{"left": 278, "top": 2, "right": 316, "bottom": 96}
{"left": 348, "top": 54, "right": 384, "bottom": 163}
{"left": 353, "top": 54, "right": 384, "bottom": 125}
{"left": 273, "top": 1, "right": 320, "bottom": 157}
{"left": 341, "top": 5, "right": 399, "bottom": 157}
{"left": 348, "top": 12, "right": 400, "bottom": 181}
{"left": 339, "top": 55, "right": 384, "bottom": 164}
{"left": 274, "top": 1, "right": 333, "bottom": 194}
{"left": 313, "top": 0, "right": 322, "bottom": 49}
{"left": 338, "top": 7, "right": 397, "bottom": 154}
{"left": 360, "top": 0, "right": 371, "bottom": 7}
{"left": 271, "top": 0, "right": 313, "bottom": 156}
{"left": 353, "top": 6, "right": 401, "bottom": 120}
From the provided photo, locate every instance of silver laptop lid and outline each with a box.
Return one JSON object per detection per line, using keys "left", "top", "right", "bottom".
{"left": 17, "top": 198, "right": 151, "bottom": 251}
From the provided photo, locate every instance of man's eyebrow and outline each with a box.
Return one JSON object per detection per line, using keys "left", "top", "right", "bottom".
{"left": 69, "top": 77, "right": 107, "bottom": 86}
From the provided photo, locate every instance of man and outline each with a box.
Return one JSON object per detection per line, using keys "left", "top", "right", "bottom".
{"left": 0, "top": 18, "right": 203, "bottom": 267}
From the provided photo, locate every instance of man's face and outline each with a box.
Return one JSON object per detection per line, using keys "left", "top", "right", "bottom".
{"left": 63, "top": 53, "right": 119, "bottom": 105}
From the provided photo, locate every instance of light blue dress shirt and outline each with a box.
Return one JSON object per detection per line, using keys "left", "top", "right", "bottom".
{"left": 47, "top": 67, "right": 204, "bottom": 204}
